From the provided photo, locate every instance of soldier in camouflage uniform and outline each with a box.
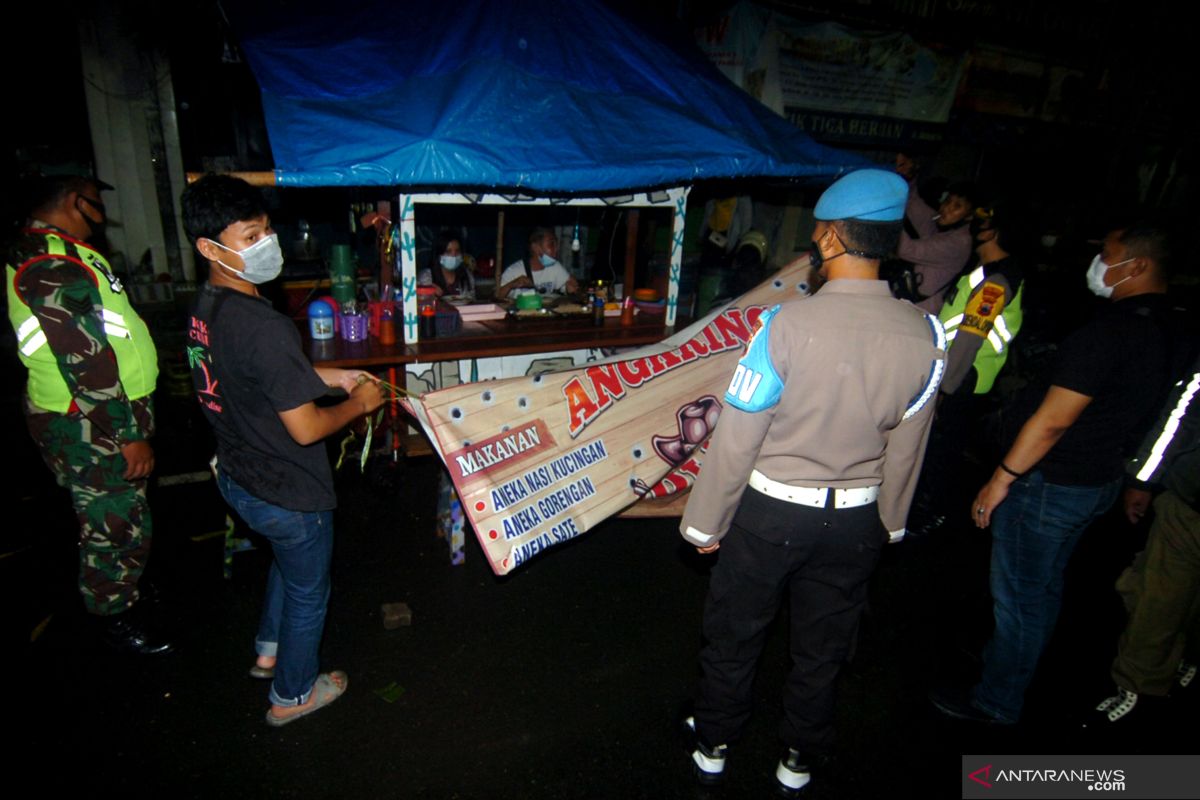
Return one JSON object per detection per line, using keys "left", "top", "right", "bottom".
{"left": 6, "top": 175, "right": 172, "bottom": 655}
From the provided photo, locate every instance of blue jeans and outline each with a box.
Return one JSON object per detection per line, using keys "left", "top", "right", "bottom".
{"left": 217, "top": 471, "right": 334, "bottom": 707}
{"left": 972, "top": 470, "right": 1120, "bottom": 722}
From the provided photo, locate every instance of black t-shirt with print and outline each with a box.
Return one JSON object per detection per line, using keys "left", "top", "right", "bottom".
{"left": 187, "top": 284, "right": 336, "bottom": 511}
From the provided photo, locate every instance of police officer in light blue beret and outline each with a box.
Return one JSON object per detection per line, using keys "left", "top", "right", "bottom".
{"left": 680, "top": 168, "right": 947, "bottom": 796}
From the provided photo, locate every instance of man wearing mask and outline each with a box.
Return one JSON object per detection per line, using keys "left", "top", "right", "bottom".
{"left": 680, "top": 169, "right": 945, "bottom": 794}
{"left": 495, "top": 227, "right": 579, "bottom": 299}
{"left": 182, "top": 174, "right": 384, "bottom": 726}
{"left": 930, "top": 222, "right": 1175, "bottom": 725}
{"left": 907, "top": 201, "right": 1029, "bottom": 536}
{"left": 936, "top": 201, "right": 1027, "bottom": 399}
{"left": 6, "top": 174, "right": 171, "bottom": 655}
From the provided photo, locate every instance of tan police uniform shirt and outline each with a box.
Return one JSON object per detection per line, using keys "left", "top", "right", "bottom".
{"left": 680, "top": 279, "right": 946, "bottom": 545}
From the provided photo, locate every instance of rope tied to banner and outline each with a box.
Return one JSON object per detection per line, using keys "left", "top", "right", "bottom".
{"left": 335, "top": 374, "right": 421, "bottom": 471}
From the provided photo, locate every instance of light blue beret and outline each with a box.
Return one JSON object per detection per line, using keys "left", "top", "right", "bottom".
{"left": 814, "top": 169, "right": 909, "bottom": 222}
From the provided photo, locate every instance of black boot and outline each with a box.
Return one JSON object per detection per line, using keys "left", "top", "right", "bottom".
{"left": 98, "top": 603, "right": 175, "bottom": 656}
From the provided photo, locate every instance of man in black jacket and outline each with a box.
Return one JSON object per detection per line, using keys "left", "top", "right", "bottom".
{"left": 1090, "top": 353, "right": 1200, "bottom": 724}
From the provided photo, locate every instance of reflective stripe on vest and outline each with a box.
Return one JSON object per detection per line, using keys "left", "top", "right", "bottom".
{"left": 985, "top": 312, "right": 1016, "bottom": 354}
{"left": 994, "top": 313, "right": 1013, "bottom": 342}
{"left": 16, "top": 315, "right": 47, "bottom": 356}
{"left": 967, "top": 266, "right": 985, "bottom": 289}
{"left": 19, "top": 308, "right": 132, "bottom": 356}
{"left": 942, "top": 311, "right": 965, "bottom": 343}
{"left": 103, "top": 308, "right": 132, "bottom": 339}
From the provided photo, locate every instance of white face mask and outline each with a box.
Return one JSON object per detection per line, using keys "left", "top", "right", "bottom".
{"left": 440, "top": 254, "right": 463, "bottom": 270}
{"left": 1085, "top": 254, "right": 1135, "bottom": 298}
{"left": 207, "top": 233, "right": 284, "bottom": 284}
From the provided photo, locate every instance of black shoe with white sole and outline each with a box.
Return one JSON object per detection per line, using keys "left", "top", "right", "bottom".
{"left": 683, "top": 716, "right": 727, "bottom": 785}
{"left": 774, "top": 748, "right": 812, "bottom": 797}
{"left": 1087, "top": 687, "right": 1140, "bottom": 726}
{"left": 1177, "top": 660, "right": 1196, "bottom": 690}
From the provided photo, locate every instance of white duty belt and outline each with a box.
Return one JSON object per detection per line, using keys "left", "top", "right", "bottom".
{"left": 749, "top": 469, "right": 879, "bottom": 509}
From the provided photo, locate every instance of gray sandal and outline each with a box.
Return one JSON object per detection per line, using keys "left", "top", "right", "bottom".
{"left": 265, "top": 671, "right": 348, "bottom": 727}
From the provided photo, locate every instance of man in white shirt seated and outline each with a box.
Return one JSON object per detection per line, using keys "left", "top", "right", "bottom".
{"left": 495, "top": 227, "right": 579, "bottom": 299}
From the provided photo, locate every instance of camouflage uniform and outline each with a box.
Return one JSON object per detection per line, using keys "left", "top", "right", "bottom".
{"left": 8, "top": 223, "right": 157, "bottom": 616}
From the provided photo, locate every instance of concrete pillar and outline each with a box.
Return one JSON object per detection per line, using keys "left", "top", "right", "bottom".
{"left": 77, "top": 6, "right": 194, "bottom": 282}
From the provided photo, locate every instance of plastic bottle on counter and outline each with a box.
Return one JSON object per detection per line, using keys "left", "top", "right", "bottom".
{"left": 417, "top": 286, "right": 438, "bottom": 339}
{"left": 592, "top": 290, "right": 605, "bottom": 327}
{"left": 621, "top": 295, "right": 635, "bottom": 326}
{"left": 379, "top": 304, "right": 396, "bottom": 345}
{"left": 419, "top": 307, "right": 437, "bottom": 339}
{"left": 308, "top": 300, "right": 335, "bottom": 340}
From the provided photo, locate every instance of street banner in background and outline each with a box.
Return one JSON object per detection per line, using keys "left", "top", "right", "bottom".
{"left": 404, "top": 260, "right": 814, "bottom": 575}
{"left": 696, "top": 1, "right": 965, "bottom": 146}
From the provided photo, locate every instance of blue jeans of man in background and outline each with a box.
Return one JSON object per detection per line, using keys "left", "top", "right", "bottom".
{"left": 218, "top": 470, "right": 334, "bottom": 707}
{"left": 972, "top": 470, "right": 1121, "bottom": 723}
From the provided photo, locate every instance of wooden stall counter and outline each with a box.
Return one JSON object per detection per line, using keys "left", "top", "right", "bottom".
{"left": 303, "top": 313, "right": 679, "bottom": 369}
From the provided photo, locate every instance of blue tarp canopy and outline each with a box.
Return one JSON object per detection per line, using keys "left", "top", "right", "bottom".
{"left": 231, "top": 0, "right": 867, "bottom": 192}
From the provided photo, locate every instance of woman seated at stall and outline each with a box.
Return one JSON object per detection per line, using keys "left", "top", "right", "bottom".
{"left": 418, "top": 230, "right": 475, "bottom": 299}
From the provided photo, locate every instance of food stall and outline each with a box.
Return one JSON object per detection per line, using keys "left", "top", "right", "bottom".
{"left": 228, "top": 0, "right": 863, "bottom": 357}
{"left": 222, "top": 0, "right": 867, "bottom": 569}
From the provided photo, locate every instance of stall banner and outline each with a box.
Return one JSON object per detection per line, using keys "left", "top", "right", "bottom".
{"left": 955, "top": 47, "right": 1087, "bottom": 123}
{"left": 404, "top": 260, "right": 814, "bottom": 575}
{"left": 696, "top": 2, "right": 965, "bottom": 142}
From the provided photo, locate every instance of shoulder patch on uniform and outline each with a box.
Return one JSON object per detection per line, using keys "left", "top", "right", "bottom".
{"left": 724, "top": 304, "right": 783, "bottom": 412}
{"left": 62, "top": 293, "right": 94, "bottom": 316}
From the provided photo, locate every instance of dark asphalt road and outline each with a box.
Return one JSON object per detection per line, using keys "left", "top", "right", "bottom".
{"left": 6, "top": 390, "right": 1194, "bottom": 800}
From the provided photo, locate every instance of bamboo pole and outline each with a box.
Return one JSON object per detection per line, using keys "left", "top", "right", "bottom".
{"left": 185, "top": 171, "right": 276, "bottom": 186}
{"left": 623, "top": 209, "right": 638, "bottom": 299}
{"left": 496, "top": 210, "right": 505, "bottom": 282}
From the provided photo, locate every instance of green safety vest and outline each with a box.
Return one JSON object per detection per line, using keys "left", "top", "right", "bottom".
{"left": 7, "top": 229, "right": 158, "bottom": 412}
{"left": 938, "top": 264, "right": 1024, "bottom": 394}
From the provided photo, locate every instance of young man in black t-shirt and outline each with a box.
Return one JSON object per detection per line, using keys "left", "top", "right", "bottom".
{"left": 182, "top": 175, "right": 384, "bottom": 727}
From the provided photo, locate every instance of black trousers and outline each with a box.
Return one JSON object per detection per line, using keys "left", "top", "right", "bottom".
{"left": 694, "top": 486, "right": 885, "bottom": 756}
